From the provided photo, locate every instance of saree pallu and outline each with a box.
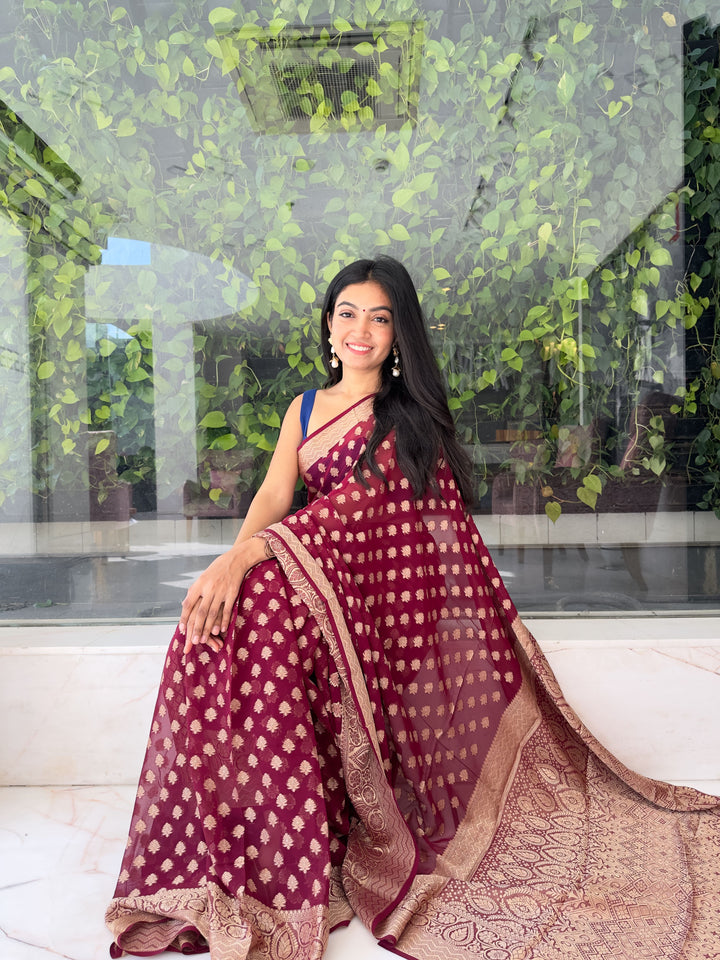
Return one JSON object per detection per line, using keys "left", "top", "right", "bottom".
{"left": 106, "top": 396, "right": 720, "bottom": 960}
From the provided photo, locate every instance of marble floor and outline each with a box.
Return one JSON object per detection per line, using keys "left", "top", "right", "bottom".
{"left": 0, "top": 784, "right": 389, "bottom": 960}
{"left": 2, "top": 777, "right": 719, "bottom": 960}
{"left": 3, "top": 618, "right": 720, "bottom": 959}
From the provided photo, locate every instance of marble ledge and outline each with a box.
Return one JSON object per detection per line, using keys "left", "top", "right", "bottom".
{"left": 2, "top": 622, "right": 720, "bottom": 786}
{"left": 0, "top": 621, "right": 174, "bottom": 649}
{"left": 475, "top": 510, "right": 720, "bottom": 547}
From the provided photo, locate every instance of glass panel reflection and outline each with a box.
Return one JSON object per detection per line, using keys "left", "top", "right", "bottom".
{"left": 0, "top": 0, "right": 719, "bottom": 620}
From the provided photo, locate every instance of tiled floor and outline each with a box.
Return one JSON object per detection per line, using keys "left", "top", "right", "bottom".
{"left": 2, "top": 778, "right": 719, "bottom": 960}
{"left": 0, "top": 784, "right": 387, "bottom": 960}
{"left": 3, "top": 619, "right": 720, "bottom": 958}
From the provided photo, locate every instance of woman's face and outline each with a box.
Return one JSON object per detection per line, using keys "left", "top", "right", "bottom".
{"left": 327, "top": 280, "right": 395, "bottom": 376}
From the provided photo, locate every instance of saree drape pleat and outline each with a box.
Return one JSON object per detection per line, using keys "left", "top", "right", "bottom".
{"left": 107, "top": 396, "right": 720, "bottom": 960}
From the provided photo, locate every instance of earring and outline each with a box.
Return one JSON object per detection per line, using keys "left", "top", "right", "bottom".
{"left": 392, "top": 344, "right": 401, "bottom": 378}
{"left": 329, "top": 339, "right": 339, "bottom": 369}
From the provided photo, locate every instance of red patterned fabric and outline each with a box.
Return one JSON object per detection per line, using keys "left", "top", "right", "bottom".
{"left": 107, "top": 397, "right": 720, "bottom": 960}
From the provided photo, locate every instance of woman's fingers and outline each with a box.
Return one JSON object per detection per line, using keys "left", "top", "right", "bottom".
{"left": 220, "top": 590, "right": 238, "bottom": 635}
{"left": 181, "top": 585, "right": 234, "bottom": 654}
{"left": 178, "top": 542, "right": 262, "bottom": 657}
{"left": 183, "top": 602, "right": 215, "bottom": 653}
{"left": 178, "top": 589, "right": 198, "bottom": 637}
{"left": 184, "top": 605, "right": 224, "bottom": 654}
{"left": 199, "top": 595, "right": 224, "bottom": 645}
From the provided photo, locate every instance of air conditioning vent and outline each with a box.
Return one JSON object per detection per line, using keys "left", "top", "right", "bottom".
{"left": 234, "top": 23, "right": 422, "bottom": 134}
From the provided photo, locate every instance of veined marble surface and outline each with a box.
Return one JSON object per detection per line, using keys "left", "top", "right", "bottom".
{"left": 0, "top": 783, "right": 388, "bottom": 960}
{"left": 2, "top": 778, "right": 719, "bottom": 960}
{"left": 1, "top": 618, "right": 720, "bottom": 958}
{"left": 1, "top": 619, "right": 720, "bottom": 786}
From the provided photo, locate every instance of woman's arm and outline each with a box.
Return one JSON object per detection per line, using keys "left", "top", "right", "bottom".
{"left": 179, "top": 394, "right": 304, "bottom": 653}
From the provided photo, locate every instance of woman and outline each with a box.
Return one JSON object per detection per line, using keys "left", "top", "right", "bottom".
{"left": 107, "top": 257, "right": 720, "bottom": 959}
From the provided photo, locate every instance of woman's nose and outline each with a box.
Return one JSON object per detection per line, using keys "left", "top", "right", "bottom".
{"left": 354, "top": 316, "right": 373, "bottom": 335}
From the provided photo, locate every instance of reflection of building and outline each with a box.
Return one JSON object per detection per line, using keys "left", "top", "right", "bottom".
{"left": 0, "top": 97, "right": 258, "bottom": 523}
{"left": 0, "top": 101, "right": 93, "bottom": 524}
{"left": 85, "top": 240, "right": 257, "bottom": 516}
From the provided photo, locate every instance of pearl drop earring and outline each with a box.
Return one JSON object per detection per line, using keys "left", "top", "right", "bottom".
{"left": 329, "top": 339, "right": 339, "bottom": 369}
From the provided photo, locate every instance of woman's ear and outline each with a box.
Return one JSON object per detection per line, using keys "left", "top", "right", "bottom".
{"left": 326, "top": 313, "right": 333, "bottom": 336}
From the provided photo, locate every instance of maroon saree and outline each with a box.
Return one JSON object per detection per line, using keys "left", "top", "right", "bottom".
{"left": 107, "top": 396, "right": 720, "bottom": 959}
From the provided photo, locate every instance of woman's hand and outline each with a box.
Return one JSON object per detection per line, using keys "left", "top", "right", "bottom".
{"left": 176, "top": 394, "right": 300, "bottom": 655}
{"left": 178, "top": 538, "right": 268, "bottom": 655}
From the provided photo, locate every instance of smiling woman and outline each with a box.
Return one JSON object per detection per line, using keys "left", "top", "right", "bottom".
{"left": 327, "top": 282, "right": 395, "bottom": 377}
{"left": 106, "top": 256, "right": 720, "bottom": 960}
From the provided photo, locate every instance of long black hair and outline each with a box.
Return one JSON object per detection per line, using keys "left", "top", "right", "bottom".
{"left": 320, "top": 256, "right": 475, "bottom": 505}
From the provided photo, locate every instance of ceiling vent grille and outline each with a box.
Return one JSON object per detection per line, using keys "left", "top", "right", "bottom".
{"left": 234, "top": 23, "right": 422, "bottom": 134}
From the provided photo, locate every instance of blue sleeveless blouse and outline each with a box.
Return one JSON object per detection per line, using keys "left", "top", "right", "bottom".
{"left": 300, "top": 389, "right": 317, "bottom": 440}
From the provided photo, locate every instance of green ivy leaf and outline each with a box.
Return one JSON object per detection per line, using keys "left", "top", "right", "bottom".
{"left": 65, "top": 340, "right": 83, "bottom": 363}
{"left": 583, "top": 474, "right": 603, "bottom": 494}
{"left": 392, "top": 187, "right": 415, "bottom": 209}
{"left": 650, "top": 247, "right": 673, "bottom": 266}
{"left": 649, "top": 455, "right": 666, "bottom": 475}
{"left": 208, "top": 6, "right": 236, "bottom": 26}
{"left": 567, "top": 277, "right": 589, "bottom": 300}
{"left": 545, "top": 501, "right": 562, "bottom": 523}
{"left": 24, "top": 179, "right": 47, "bottom": 199}
{"left": 117, "top": 117, "right": 136, "bottom": 137}
{"left": 213, "top": 433, "right": 238, "bottom": 450}
{"left": 199, "top": 411, "right": 227, "bottom": 429}
{"left": 631, "top": 289, "right": 649, "bottom": 316}
{"left": 37, "top": 361, "right": 55, "bottom": 380}
{"left": 576, "top": 486, "right": 598, "bottom": 509}
{"left": 389, "top": 223, "right": 411, "bottom": 241}
{"left": 573, "top": 22, "right": 594, "bottom": 44}
{"left": 410, "top": 172, "right": 434, "bottom": 192}
{"left": 557, "top": 72, "right": 576, "bottom": 106}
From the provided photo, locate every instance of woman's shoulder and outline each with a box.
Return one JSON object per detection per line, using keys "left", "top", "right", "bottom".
{"left": 286, "top": 390, "right": 316, "bottom": 411}
{"left": 283, "top": 389, "right": 322, "bottom": 435}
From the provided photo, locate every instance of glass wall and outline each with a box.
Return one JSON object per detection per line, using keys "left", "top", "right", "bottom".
{"left": 1, "top": 0, "right": 719, "bottom": 620}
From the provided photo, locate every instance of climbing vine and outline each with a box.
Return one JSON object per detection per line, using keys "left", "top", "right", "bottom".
{"left": 0, "top": 0, "right": 716, "bottom": 520}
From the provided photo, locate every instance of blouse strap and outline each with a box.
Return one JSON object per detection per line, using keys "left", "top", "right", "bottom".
{"left": 299, "top": 389, "right": 317, "bottom": 440}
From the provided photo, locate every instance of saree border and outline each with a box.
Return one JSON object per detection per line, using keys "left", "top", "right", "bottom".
{"left": 258, "top": 523, "right": 420, "bottom": 930}
{"left": 107, "top": 881, "right": 328, "bottom": 960}
{"left": 298, "top": 395, "right": 374, "bottom": 476}
{"left": 373, "top": 629, "right": 541, "bottom": 952}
